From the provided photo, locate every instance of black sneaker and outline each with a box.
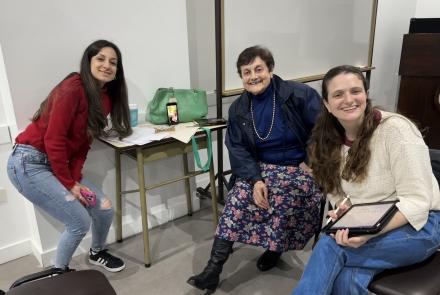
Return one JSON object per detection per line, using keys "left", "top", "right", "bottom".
{"left": 88, "top": 249, "right": 125, "bottom": 272}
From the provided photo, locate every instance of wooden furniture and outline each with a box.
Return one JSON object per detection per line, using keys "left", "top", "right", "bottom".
{"left": 397, "top": 33, "right": 440, "bottom": 149}
{"left": 99, "top": 126, "right": 224, "bottom": 267}
{"left": 409, "top": 18, "right": 440, "bottom": 33}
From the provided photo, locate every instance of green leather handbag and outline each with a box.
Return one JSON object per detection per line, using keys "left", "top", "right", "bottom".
{"left": 147, "top": 87, "right": 208, "bottom": 124}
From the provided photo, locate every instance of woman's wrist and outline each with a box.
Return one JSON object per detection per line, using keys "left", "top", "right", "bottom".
{"left": 250, "top": 178, "right": 263, "bottom": 186}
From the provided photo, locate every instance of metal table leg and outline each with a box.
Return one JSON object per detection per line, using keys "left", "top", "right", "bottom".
{"left": 182, "top": 153, "right": 193, "bottom": 216}
{"left": 208, "top": 157, "right": 219, "bottom": 227}
{"left": 115, "top": 150, "right": 123, "bottom": 242}
{"left": 136, "top": 148, "right": 151, "bottom": 267}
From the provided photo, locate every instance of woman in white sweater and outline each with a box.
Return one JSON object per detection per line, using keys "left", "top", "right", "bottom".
{"left": 292, "top": 65, "right": 440, "bottom": 295}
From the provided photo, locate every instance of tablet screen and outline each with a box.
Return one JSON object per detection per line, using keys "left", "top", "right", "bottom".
{"left": 330, "top": 202, "right": 396, "bottom": 229}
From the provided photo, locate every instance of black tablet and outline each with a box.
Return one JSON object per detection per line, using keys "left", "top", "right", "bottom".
{"left": 323, "top": 201, "right": 398, "bottom": 236}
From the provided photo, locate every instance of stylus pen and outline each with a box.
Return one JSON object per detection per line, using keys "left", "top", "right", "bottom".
{"left": 325, "top": 196, "right": 351, "bottom": 226}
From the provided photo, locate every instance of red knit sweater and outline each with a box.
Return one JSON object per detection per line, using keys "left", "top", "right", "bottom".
{"left": 16, "top": 74, "right": 112, "bottom": 189}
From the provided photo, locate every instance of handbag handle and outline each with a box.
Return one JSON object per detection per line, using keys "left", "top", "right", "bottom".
{"left": 191, "top": 127, "right": 212, "bottom": 172}
{"left": 169, "top": 87, "right": 175, "bottom": 98}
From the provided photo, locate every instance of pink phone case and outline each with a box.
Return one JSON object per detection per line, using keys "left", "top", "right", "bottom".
{"left": 80, "top": 189, "right": 96, "bottom": 207}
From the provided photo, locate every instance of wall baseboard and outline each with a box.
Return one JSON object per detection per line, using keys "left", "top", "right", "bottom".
{"left": 0, "top": 125, "right": 11, "bottom": 144}
{"left": 0, "top": 239, "right": 31, "bottom": 265}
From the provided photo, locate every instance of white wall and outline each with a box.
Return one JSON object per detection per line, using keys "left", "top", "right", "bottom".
{"left": 368, "top": 0, "right": 418, "bottom": 111}
{"left": 416, "top": 0, "right": 440, "bottom": 17}
{"left": 222, "top": 0, "right": 375, "bottom": 92}
{"left": 369, "top": 0, "right": 440, "bottom": 111}
{"left": 0, "top": 44, "right": 18, "bottom": 144}
{"left": 186, "top": 0, "right": 234, "bottom": 189}
{"left": 0, "top": 0, "right": 191, "bottom": 130}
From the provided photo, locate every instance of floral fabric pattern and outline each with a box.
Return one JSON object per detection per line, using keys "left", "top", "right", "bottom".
{"left": 216, "top": 163, "right": 322, "bottom": 252}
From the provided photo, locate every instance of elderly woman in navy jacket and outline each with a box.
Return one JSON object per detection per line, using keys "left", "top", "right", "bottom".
{"left": 187, "top": 45, "right": 323, "bottom": 293}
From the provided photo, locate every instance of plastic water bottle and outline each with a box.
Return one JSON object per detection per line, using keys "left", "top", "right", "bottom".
{"left": 129, "top": 104, "right": 138, "bottom": 127}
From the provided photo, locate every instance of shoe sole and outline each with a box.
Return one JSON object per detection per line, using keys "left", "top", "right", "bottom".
{"left": 257, "top": 261, "right": 280, "bottom": 272}
{"left": 186, "top": 278, "right": 217, "bottom": 292}
{"left": 88, "top": 258, "right": 126, "bottom": 273}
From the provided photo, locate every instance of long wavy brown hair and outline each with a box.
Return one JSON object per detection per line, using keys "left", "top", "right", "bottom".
{"left": 32, "top": 40, "right": 132, "bottom": 139}
{"left": 308, "top": 65, "right": 378, "bottom": 195}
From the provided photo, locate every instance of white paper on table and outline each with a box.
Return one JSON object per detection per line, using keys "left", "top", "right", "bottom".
{"left": 170, "top": 122, "right": 199, "bottom": 143}
{"left": 100, "top": 136, "right": 132, "bottom": 148}
{"left": 121, "top": 126, "right": 170, "bottom": 145}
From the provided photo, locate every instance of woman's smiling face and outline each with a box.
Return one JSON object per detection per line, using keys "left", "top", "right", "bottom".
{"left": 90, "top": 47, "right": 118, "bottom": 87}
{"left": 240, "top": 56, "right": 273, "bottom": 95}
{"left": 324, "top": 72, "right": 367, "bottom": 126}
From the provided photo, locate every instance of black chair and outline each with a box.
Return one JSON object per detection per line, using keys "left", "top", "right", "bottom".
{"left": 369, "top": 251, "right": 440, "bottom": 295}
{"left": 2, "top": 268, "right": 116, "bottom": 295}
{"left": 431, "top": 149, "right": 440, "bottom": 182}
{"left": 368, "top": 149, "right": 440, "bottom": 295}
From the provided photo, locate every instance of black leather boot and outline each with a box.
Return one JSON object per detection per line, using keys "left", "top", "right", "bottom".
{"left": 187, "top": 237, "right": 233, "bottom": 292}
{"left": 256, "top": 250, "right": 282, "bottom": 271}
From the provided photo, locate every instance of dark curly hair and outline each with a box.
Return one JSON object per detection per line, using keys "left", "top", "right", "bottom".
{"left": 308, "top": 65, "right": 377, "bottom": 195}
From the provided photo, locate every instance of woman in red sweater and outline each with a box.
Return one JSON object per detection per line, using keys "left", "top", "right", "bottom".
{"left": 6, "top": 40, "right": 132, "bottom": 272}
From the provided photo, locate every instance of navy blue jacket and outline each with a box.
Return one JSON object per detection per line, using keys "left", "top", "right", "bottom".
{"left": 225, "top": 74, "right": 321, "bottom": 182}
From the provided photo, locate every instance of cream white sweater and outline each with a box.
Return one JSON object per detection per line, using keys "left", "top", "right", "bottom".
{"left": 328, "top": 111, "right": 440, "bottom": 230}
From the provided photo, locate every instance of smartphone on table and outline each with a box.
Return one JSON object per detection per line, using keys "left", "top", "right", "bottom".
{"left": 166, "top": 97, "right": 179, "bottom": 125}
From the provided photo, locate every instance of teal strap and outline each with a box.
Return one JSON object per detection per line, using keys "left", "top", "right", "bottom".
{"left": 191, "top": 127, "right": 212, "bottom": 172}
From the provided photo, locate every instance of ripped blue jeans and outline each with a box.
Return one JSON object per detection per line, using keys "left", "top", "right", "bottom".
{"left": 7, "top": 144, "right": 114, "bottom": 268}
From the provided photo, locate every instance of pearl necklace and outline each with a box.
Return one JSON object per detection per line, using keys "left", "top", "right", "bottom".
{"left": 250, "top": 91, "right": 276, "bottom": 141}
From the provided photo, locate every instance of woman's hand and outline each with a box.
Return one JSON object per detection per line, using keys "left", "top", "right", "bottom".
{"left": 253, "top": 180, "right": 269, "bottom": 209}
{"left": 331, "top": 229, "right": 372, "bottom": 248}
{"left": 299, "top": 162, "right": 313, "bottom": 175}
{"left": 70, "top": 183, "right": 89, "bottom": 207}
{"left": 327, "top": 203, "right": 350, "bottom": 221}
{"left": 327, "top": 197, "right": 352, "bottom": 222}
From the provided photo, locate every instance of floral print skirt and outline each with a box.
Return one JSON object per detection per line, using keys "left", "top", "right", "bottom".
{"left": 215, "top": 163, "right": 323, "bottom": 252}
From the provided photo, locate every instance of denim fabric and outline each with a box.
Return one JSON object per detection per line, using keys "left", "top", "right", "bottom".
{"left": 7, "top": 144, "right": 114, "bottom": 268}
{"left": 292, "top": 211, "right": 440, "bottom": 295}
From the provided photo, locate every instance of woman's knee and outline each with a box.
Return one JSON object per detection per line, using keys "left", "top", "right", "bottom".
{"left": 68, "top": 215, "right": 91, "bottom": 236}
{"left": 100, "top": 198, "right": 113, "bottom": 210}
{"left": 313, "top": 235, "right": 345, "bottom": 261}
{"left": 332, "top": 268, "right": 374, "bottom": 295}
{"left": 99, "top": 197, "right": 114, "bottom": 217}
